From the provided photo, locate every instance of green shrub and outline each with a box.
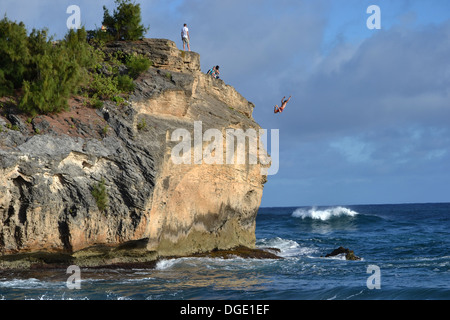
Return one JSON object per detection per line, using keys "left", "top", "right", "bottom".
{"left": 87, "top": 28, "right": 114, "bottom": 45}
{"left": 116, "top": 74, "right": 135, "bottom": 92}
{"left": 63, "top": 28, "right": 100, "bottom": 81}
{"left": 137, "top": 118, "right": 147, "bottom": 131}
{"left": 90, "top": 73, "right": 120, "bottom": 100}
{"left": 91, "top": 178, "right": 108, "bottom": 212}
{"left": 1, "top": 10, "right": 148, "bottom": 116}
{"left": 9, "top": 25, "right": 101, "bottom": 116}
{"left": 0, "top": 17, "right": 30, "bottom": 96}
{"left": 19, "top": 46, "right": 80, "bottom": 115}
{"left": 91, "top": 98, "right": 104, "bottom": 109}
{"left": 101, "top": 125, "right": 109, "bottom": 136}
{"left": 125, "top": 54, "right": 151, "bottom": 79}
{"left": 102, "top": 0, "right": 148, "bottom": 41}
{"left": 111, "top": 95, "right": 125, "bottom": 105}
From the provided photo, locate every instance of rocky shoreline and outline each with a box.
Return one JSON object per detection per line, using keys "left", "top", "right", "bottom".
{"left": 0, "top": 242, "right": 282, "bottom": 270}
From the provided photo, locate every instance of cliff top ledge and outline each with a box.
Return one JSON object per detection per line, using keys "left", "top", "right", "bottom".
{"left": 105, "top": 38, "right": 201, "bottom": 73}
{"left": 105, "top": 38, "right": 255, "bottom": 119}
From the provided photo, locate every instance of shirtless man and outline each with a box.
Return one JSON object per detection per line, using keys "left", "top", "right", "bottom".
{"left": 274, "top": 96, "right": 292, "bottom": 114}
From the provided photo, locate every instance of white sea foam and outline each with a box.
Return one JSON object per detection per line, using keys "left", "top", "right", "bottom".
{"left": 155, "top": 259, "right": 180, "bottom": 270}
{"left": 292, "top": 207, "right": 359, "bottom": 221}
{"left": 323, "top": 253, "right": 348, "bottom": 261}
{"left": 257, "top": 237, "right": 318, "bottom": 258}
{"left": 24, "top": 294, "right": 88, "bottom": 300}
{"left": 0, "top": 278, "right": 52, "bottom": 289}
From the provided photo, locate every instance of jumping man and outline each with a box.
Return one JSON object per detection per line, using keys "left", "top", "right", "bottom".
{"left": 274, "top": 96, "right": 292, "bottom": 114}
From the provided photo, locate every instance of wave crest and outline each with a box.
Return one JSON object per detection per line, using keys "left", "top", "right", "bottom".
{"left": 292, "top": 207, "right": 359, "bottom": 221}
{"left": 257, "top": 237, "right": 318, "bottom": 257}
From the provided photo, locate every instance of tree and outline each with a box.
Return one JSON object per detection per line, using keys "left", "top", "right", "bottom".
{"left": 1, "top": 8, "right": 149, "bottom": 117}
{"left": 102, "top": 0, "right": 148, "bottom": 41}
{"left": 0, "top": 16, "right": 30, "bottom": 96}
{"left": 19, "top": 27, "right": 99, "bottom": 116}
{"left": 19, "top": 44, "right": 81, "bottom": 115}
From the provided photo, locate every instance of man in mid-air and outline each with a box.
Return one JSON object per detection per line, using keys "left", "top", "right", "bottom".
{"left": 274, "top": 96, "right": 292, "bottom": 114}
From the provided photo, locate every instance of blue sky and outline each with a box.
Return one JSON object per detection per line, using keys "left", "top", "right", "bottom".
{"left": 2, "top": 0, "right": 450, "bottom": 207}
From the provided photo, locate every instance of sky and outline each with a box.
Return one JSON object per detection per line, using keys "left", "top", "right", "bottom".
{"left": 2, "top": 0, "right": 450, "bottom": 207}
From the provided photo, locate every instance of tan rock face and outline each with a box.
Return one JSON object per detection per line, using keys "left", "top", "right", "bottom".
{"left": 0, "top": 39, "right": 269, "bottom": 265}
{"left": 103, "top": 39, "right": 201, "bottom": 74}
{"left": 147, "top": 155, "right": 265, "bottom": 256}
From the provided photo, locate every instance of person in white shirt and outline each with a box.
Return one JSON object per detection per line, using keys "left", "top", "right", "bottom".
{"left": 181, "top": 23, "right": 191, "bottom": 51}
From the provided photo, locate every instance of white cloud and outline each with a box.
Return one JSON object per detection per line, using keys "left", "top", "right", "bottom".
{"left": 330, "top": 136, "right": 375, "bottom": 164}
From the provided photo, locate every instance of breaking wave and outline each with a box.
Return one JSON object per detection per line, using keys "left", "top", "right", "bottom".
{"left": 292, "top": 207, "right": 359, "bottom": 221}
{"left": 257, "top": 237, "right": 318, "bottom": 258}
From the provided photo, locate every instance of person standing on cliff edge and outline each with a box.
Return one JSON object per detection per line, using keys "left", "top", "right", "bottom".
{"left": 181, "top": 23, "right": 191, "bottom": 51}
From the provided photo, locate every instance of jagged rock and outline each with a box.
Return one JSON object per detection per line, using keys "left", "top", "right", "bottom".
{"left": 325, "top": 246, "right": 361, "bottom": 261}
{"left": 187, "top": 246, "right": 283, "bottom": 260}
{"left": 7, "top": 114, "right": 27, "bottom": 133}
{"left": 0, "top": 38, "right": 269, "bottom": 269}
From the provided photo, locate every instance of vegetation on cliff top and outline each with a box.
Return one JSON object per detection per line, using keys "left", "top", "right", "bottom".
{"left": 0, "top": 0, "right": 150, "bottom": 117}
{"left": 101, "top": 0, "right": 149, "bottom": 41}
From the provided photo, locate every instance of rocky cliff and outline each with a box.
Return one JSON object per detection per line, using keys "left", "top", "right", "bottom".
{"left": 0, "top": 39, "right": 270, "bottom": 268}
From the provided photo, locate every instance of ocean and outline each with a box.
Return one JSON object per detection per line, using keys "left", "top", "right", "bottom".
{"left": 1, "top": 203, "right": 449, "bottom": 301}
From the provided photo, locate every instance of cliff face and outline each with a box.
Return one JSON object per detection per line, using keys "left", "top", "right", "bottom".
{"left": 0, "top": 39, "right": 270, "bottom": 268}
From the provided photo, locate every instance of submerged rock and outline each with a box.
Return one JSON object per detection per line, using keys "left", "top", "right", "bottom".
{"left": 324, "top": 247, "right": 361, "bottom": 261}
{"left": 187, "top": 246, "right": 283, "bottom": 260}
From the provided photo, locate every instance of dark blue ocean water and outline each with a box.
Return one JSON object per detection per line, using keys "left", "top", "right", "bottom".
{"left": 1, "top": 203, "right": 449, "bottom": 300}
